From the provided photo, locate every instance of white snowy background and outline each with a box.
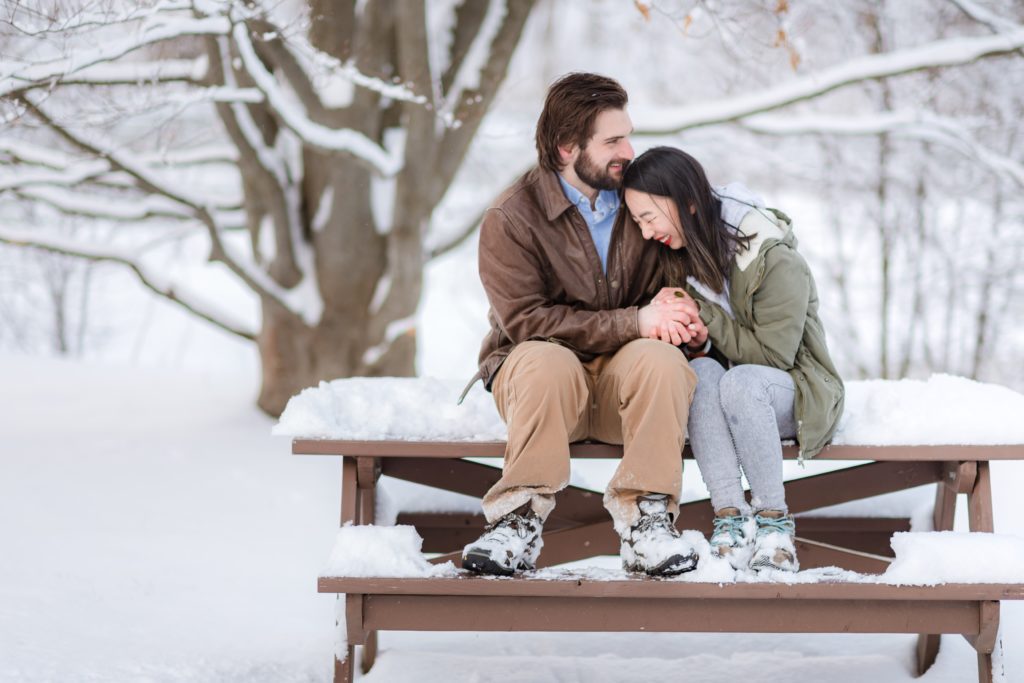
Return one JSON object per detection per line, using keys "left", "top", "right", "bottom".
{"left": 6, "top": 233, "right": 1024, "bottom": 682}
{"left": 3, "top": 1, "right": 1024, "bottom": 682}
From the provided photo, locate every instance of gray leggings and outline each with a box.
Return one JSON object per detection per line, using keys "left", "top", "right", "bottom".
{"left": 688, "top": 357, "right": 797, "bottom": 515}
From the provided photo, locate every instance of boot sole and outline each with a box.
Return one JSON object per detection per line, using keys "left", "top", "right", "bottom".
{"left": 623, "top": 552, "right": 699, "bottom": 577}
{"left": 462, "top": 551, "right": 516, "bottom": 576}
{"left": 749, "top": 558, "right": 799, "bottom": 573}
{"left": 651, "top": 552, "right": 699, "bottom": 577}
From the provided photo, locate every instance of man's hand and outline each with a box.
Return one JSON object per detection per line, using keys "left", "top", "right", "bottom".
{"left": 644, "top": 287, "right": 708, "bottom": 348}
{"left": 638, "top": 300, "right": 696, "bottom": 346}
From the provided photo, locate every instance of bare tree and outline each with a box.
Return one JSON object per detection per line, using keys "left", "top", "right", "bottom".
{"left": 0, "top": 0, "right": 534, "bottom": 414}
{"left": 636, "top": 0, "right": 1024, "bottom": 382}
{"left": 3, "top": 0, "right": 1023, "bottom": 413}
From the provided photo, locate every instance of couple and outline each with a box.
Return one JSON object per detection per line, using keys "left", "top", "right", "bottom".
{"left": 460, "top": 73, "right": 845, "bottom": 578}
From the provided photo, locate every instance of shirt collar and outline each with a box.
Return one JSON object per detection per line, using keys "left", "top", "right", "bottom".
{"left": 557, "top": 175, "right": 620, "bottom": 215}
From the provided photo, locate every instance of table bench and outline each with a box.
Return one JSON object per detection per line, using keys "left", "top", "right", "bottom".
{"left": 292, "top": 438, "right": 1024, "bottom": 683}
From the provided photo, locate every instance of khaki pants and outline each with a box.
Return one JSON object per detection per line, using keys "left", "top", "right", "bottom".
{"left": 482, "top": 339, "right": 697, "bottom": 535}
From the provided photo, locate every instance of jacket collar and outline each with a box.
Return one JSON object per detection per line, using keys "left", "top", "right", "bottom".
{"left": 534, "top": 167, "right": 575, "bottom": 222}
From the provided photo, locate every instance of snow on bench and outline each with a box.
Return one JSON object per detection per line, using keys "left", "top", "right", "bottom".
{"left": 274, "top": 373, "right": 1024, "bottom": 445}
{"left": 276, "top": 374, "right": 1024, "bottom": 523}
{"left": 322, "top": 523, "right": 1024, "bottom": 587}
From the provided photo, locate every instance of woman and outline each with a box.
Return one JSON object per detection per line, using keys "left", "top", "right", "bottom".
{"left": 621, "top": 146, "right": 844, "bottom": 572}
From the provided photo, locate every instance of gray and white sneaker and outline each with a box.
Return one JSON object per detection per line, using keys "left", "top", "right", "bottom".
{"left": 749, "top": 510, "right": 799, "bottom": 572}
{"left": 462, "top": 504, "right": 543, "bottom": 576}
{"left": 620, "top": 494, "right": 698, "bottom": 577}
{"left": 709, "top": 507, "right": 755, "bottom": 569}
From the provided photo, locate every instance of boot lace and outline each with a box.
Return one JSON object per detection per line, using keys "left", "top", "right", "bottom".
{"left": 755, "top": 514, "right": 795, "bottom": 536}
{"left": 712, "top": 514, "right": 749, "bottom": 545}
{"left": 632, "top": 508, "right": 679, "bottom": 540}
{"left": 485, "top": 512, "right": 535, "bottom": 541}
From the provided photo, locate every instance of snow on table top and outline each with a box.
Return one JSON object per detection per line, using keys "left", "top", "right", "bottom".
{"left": 322, "top": 525, "right": 1024, "bottom": 586}
{"left": 275, "top": 373, "right": 1024, "bottom": 446}
{"left": 322, "top": 524, "right": 457, "bottom": 579}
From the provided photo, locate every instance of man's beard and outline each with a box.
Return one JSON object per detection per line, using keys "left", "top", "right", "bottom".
{"left": 574, "top": 148, "right": 629, "bottom": 191}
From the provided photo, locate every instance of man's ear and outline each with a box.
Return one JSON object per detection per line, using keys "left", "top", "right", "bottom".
{"left": 558, "top": 143, "right": 577, "bottom": 164}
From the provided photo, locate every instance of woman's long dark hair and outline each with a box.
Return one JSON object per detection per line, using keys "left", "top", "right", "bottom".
{"left": 622, "top": 146, "right": 752, "bottom": 293}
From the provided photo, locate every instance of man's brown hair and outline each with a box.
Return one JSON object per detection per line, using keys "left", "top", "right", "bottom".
{"left": 535, "top": 73, "right": 628, "bottom": 173}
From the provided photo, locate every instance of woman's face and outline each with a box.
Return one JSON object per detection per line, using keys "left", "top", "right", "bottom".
{"left": 624, "top": 189, "right": 685, "bottom": 249}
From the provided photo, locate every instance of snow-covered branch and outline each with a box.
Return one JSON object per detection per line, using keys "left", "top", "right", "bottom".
{"left": 0, "top": 161, "right": 110, "bottom": 192}
{"left": 0, "top": 139, "right": 239, "bottom": 170}
{"left": 231, "top": 22, "right": 402, "bottom": 176}
{"left": 949, "top": 0, "right": 1022, "bottom": 33}
{"left": 279, "top": 29, "right": 428, "bottom": 108}
{"left": 361, "top": 315, "right": 417, "bottom": 369}
{"left": 212, "top": 35, "right": 306, "bottom": 291}
{"left": 18, "top": 94, "right": 215, "bottom": 210}
{"left": 10, "top": 185, "right": 245, "bottom": 228}
{"left": 739, "top": 111, "right": 1024, "bottom": 187}
{"left": 51, "top": 58, "right": 208, "bottom": 86}
{"left": 638, "top": 28, "right": 1024, "bottom": 133}
{"left": 2, "top": 1, "right": 194, "bottom": 36}
{"left": 0, "top": 226, "right": 257, "bottom": 341}
{"left": 430, "top": 0, "right": 534, "bottom": 207}
{"left": 17, "top": 93, "right": 307, "bottom": 324}
{"left": 0, "top": 140, "right": 243, "bottom": 215}
{"left": 0, "top": 15, "right": 231, "bottom": 98}
{"left": 439, "top": 0, "right": 507, "bottom": 126}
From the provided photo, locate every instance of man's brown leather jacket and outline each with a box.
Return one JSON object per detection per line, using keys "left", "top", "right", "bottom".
{"left": 473, "top": 166, "right": 662, "bottom": 390}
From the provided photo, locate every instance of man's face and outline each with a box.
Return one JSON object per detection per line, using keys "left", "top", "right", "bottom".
{"left": 569, "top": 108, "right": 634, "bottom": 191}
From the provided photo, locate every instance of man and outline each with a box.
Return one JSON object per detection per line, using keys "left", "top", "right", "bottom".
{"left": 461, "top": 73, "right": 706, "bottom": 577}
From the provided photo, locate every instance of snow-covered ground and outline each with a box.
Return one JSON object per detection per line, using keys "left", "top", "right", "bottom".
{"left": 3, "top": 241, "right": 1024, "bottom": 682}
{"left": 3, "top": 359, "right": 1024, "bottom": 680}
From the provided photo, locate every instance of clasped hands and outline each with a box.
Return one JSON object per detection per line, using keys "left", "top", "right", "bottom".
{"left": 638, "top": 287, "right": 708, "bottom": 348}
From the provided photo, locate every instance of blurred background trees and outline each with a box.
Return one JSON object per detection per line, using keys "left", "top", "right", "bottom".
{"left": 2, "top": 0, "right": 1022, "bottom": 413}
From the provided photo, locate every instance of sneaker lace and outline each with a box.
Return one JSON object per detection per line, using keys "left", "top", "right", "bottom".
{"left": 632, "top": 509, "right": 678, "bottom": 540}
{"left": 712, "top": 515, "right": 747, "bottom": 544}
{"left": 485, "top": 513, "right": 532, "bottom": 541}
{"left": 755, "top": 515, "right": 795, "bottom": 537}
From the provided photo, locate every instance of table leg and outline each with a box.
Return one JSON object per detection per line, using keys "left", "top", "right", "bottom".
{"left": 968, "top": 461, "right": 994, "bottom": 533}
{"left": 354, "top": 457, "right": 380, "bottom": 674}
{"left": 361, "top": 631, "right": 379, "bottom": 674}
{"left": 917, "top": 463, "right": 966, "bottom": 675}
{"left": 334, "top": 647, "right": 355, "bottom": 683}
{"left": 968, "top": 463, "right": 997, "bottom": 683}
{"left": 341, "top": 457, "right": 359, "bottom": 525}
{"left": 336, "top": 458, "right": 360, "bottom": 680}
{"left": 916, "top": 633, "right": 941, "bottom": 677}
{"left": 977, "top": 652, "right": 993, "bottom": 683}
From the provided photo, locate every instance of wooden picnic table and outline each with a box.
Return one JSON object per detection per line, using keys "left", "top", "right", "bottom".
{"left": 293, "top": 439, "right": 1024, "bottom": 683}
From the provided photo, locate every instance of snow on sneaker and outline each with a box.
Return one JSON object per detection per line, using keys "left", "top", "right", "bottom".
{"left": 749, "top": 511, "right": 799, "bottom": 572}
{"left": 709, "top": 508, "right": 755, "bottom": 569}
{"left": 462, "top": 504, "right": 543, "bottom": 576}
{"left": 620, "top": 494, "right": 698, "bottom": 576}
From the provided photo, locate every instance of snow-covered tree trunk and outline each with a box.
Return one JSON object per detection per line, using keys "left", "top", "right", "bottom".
{"left": 213, "top": 1, "right": 534, "bottom": 413}
{"left": 0, "top": 0, "right": 534, "bottom": 415}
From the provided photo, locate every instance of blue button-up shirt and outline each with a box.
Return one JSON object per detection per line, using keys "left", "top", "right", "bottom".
{"left": 558, "top": 176, "right": 620, "bottom": 273}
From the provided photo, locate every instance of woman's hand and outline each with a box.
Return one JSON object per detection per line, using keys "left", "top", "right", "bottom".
{"left": 651, "top": 287, "right": 695, "bottom": 308}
